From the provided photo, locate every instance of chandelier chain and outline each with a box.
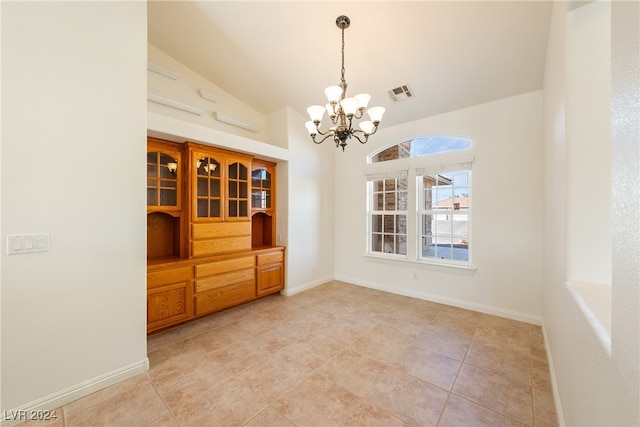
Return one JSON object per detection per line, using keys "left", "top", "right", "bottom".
{"left": 340, "top": 27, "right": 346, "bottom": 86}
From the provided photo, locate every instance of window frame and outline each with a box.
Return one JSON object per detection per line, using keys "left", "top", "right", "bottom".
{"left": 364, "top": 138, "right": 476, "bottom": 274}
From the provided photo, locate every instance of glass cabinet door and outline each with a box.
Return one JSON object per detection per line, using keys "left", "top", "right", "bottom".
{"left": 251, "top": 168, "right": 272, "bottom": 210}
{"left": 147, "top": 151, "right": 179, "bottom": 208}
{"left": 228, "top": 162, "right": 249, "bottom": 218}
{"left": 195, "top": 156, "right": 221, "bottom": 219}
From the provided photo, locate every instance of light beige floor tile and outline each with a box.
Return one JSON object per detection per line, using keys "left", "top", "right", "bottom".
{"left": 148, "top": 348, "right": 233, "bottom": 409}
{"left": 439, "top": 394, "right": 528, "bottom": 427}
{"left": 366, "top": 368, "right": 449, "bottom": 426}
{"left": 426, "top": 312, "right": 479, "bottom": 340}
{"left": 453, "top": 364, "right": 533, "bottom": 426}
{"left": 414, "top": 327, "right": 472, "bottom": 360}
{"left": 208, "top": 334, "right": 272, "bottom": 374}
{"left": 316, "top": 349, "right": 397, "bottom": 397}
{"left": 272, "top": 372, "right": 365, "bottom": 426}
{"left": 64, "top": 374, "right": 170, "bottom": 427}
{"left": 464, "top": 340, "right": 532, "bottom": 386}
{"left": 531, "top": 357, "right": 552, "bottom": 391}
{"left": 243, "top": 406, "right": 296, "bottom": 427}
{"left": 236, "top": 353, "right": 313, "bottom": 403}
{"left": 185, "top": 321, "right": 252, "bottom": 353}
{"left": 341, "top": 400, "right": 409, "bottom": 426}
{"left": 533, "top": 388, "right": 558, "bottom": 427}
{"left": 399, "top": 345, "right": 462, "bottom": 390}
{"left": 473, "top": 324, "right": 531, "bottom": 353}
{"left": 278, "top": 333, "right": 345, "bottom": 370}
{"left": 144, "top": 413, "right": 180, "bottom": 427}
{"left": 171, "top": 376, "right": 268, "bottom": 427}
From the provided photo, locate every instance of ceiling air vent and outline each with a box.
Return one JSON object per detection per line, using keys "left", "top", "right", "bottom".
{"left": 389, "top": 84, "right": 414, "bottom": 103}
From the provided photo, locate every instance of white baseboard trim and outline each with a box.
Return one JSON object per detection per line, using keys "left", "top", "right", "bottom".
{"left": 1, "top": 358, "right": 149, "bottom": 427}
{"left": 335, "top": 275, "right": 544, "bottom": 325}
{"left": 281, "top": 275, "right": 335, "bottom": 296}
{"left": 541, "top": 322, "right": 566, "bottom": 426}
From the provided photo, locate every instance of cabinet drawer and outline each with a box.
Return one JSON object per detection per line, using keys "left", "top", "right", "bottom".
{"left": 195, "top": 256, "right": 254, "bottom": 278}
{"left": 256, "top": 250, "right": 284, "bottom": 266}
{"left": 192, "top": 222, "right": 251, "bottom": 239}
{"left": 147, "top": 266, "right": 192, "bottom": 289}
{"left": 195, "top": 281, "right": 255, "bottom": 315}
{"left": 192, "top": 236, "right": 251, "bottom": 257}
{"left": 195, "top": 268, "right": 254, "bottom": 293}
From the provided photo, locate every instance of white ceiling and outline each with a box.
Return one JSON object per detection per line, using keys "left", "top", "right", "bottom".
{"left": 148, "top": 1, "right": 552, "bottom": 128}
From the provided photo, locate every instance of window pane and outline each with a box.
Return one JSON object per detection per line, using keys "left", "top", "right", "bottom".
{"left": 371, "top": 234, "right": 382, "bottom": 252}
{"left": 397, "top": 235, "right": 407, "bottom": 255}
{"left": 383, "top": 215, "right": 395, "bottom": 233}
{"left": 396, "top": 215, "right": 407, "bottom": 233}
{"left": 374, "top": 193, "right": 385, "bottom": 210}
{"left": 372, "top": 215, "right": 383, "bottom": 233}
{"left": 383, "top": 235, "right": 395, "bottom": 253}
{"left": 385, "top": 192, "right": 396, "bottom": 210}
{"left": 398, "top": 191, "right": 408, "bottom": 210}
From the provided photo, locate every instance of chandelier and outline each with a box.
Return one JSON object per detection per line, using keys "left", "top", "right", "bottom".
{"left": 305, "top": 15, "right": 385, "bottom": 151}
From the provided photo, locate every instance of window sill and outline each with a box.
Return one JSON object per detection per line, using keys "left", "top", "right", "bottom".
{"left": 364, "top": 253, "right": 477, "bottom": 276}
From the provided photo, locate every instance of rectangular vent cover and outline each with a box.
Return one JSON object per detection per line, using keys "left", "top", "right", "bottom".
{"left": 389, "top": 84, "right": 414, "bottom": 102}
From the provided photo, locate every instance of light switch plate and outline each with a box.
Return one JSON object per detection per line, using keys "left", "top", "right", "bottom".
{"left": 7, "top": 233, "right": 50, "bottom": 255}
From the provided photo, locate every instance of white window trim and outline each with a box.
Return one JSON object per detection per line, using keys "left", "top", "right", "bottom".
{"left": 364, "top": 150, "right": 476, "bottom": 274}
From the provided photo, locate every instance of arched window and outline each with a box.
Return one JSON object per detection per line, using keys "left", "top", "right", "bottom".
{"left": 365, "top": 136, "right": 474, "bottom": 268}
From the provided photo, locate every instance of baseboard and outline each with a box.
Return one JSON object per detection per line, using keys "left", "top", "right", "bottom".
{"left": 334, "top": 275, "right": 544, "bottom": 325}
{"left": 281, "top": 275, "right": 335, "bottom": 296}
{"left": 1, "top": 358, "right": 149, "bottom": 427}
{"left": 541, "top": 322, "right": 566, "bottom": 426}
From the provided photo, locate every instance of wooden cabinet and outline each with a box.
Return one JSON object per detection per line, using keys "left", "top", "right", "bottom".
{"left": 251, "top": 160, "right": 276, "bottom": 248}
{"left": 256, "top": 248, "right": 285, "bottom": 296}
{"left": 147, "top": 138, "right": 186, "bottom": 260}
{"left": 188, "top": 144, "right": 252, "bottom": 258}
{"left": 146, "top": 138, "right": 285, "bottom": 334}
{"left": 147, "top": 138, "right": 182, "bottom": 213}
{"left": 147, "top": 265, "right": 193, "bottom": 333}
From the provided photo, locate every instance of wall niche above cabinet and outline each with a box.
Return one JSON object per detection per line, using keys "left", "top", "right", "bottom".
{"left": 147, "top": 212, "right": 181, "bottom": 260}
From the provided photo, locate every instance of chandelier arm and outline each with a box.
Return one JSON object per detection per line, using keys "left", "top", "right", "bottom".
{"left": 350, "top": 131, "right": 369, "bottom": 145}
{"left": 312, "top": 132, "right": 337, "bottom": 144}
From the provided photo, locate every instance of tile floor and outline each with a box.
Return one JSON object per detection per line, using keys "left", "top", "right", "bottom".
{"left": 23, "top": 281, "right": 558, "bottom": 426}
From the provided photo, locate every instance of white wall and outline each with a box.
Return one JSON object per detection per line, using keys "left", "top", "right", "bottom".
{"left": 334, "top": 91, "right": 544, "bottom": 322}
{"left": 148, "top": 44, "right": 268, "bottom": 143}
{"left": 1, "top": 1, "right": 148, "bottom": 416}
{"left": 281, "top": 109, "right": 336, "bottom": 294}
{"left": 542, "top": 1, "right": 640, "bottom": 425}
{"left": 565, "top": 1, "right": 612, "bottom": 285}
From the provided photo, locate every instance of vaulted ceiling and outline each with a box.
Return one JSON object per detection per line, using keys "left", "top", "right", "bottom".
{"left": 148, "top": 1, "right": 552, "bottom": 129}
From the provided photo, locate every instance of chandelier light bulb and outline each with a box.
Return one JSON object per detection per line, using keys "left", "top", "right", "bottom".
{"left": 354, "top": 93, "right": 371, "bottom": 109}
{"left": 307, "top": 105, "right": 326, "bottom": 123}
{"left": 325, "top": 86, "right": 343, "bottom": 103}
{"left": 305, "top": 121, "right": 317, "bottom": 135}
{"left": 340, "top": 97, "right": 358, "bottom": 116}
{"left": 359, "top": 121, "right": 375, "bottom": 135}
{"left": 367, "top": 106, "right": 385, "bottom": 123}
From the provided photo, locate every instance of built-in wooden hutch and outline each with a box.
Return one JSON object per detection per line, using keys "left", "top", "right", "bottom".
{"left": 146, "top": 137, "right": 284, "bottom": 334}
